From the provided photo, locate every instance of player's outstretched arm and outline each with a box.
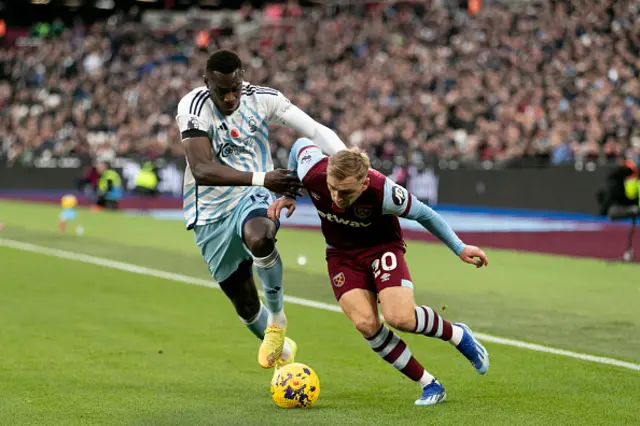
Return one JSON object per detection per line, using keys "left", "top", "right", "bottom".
{"left": 183, "top": 136, "right": 302, "bottom": 198}
{"left": 263, "top": 92, "right": 346, "bottom": 155}
{"left": 280, "top": 106, "right": 346, "bottom": 155}
{"left": 381, "top": 179, "right": 488, "bottom": 268}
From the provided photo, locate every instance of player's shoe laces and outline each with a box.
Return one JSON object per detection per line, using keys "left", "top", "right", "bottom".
{"left": 259, "top": 325, "right": 286, "bottom": 368}
{"left": 454, "top": 323, "right": 489, "bottom": 374}
{"left": 271, "top": 337, "right": 298, "bottom": 382}
{"left": 414, "top": 379, "right": 446, "bottom": 406}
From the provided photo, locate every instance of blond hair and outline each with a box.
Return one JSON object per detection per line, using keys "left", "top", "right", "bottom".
{"left": 327, "top": 147, "right": 371, "bottom": 182}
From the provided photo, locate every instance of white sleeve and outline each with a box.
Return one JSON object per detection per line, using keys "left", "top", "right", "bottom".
{"left": 175, "top": 89, "right": 213, "bottom": 140}
{"left": 288, "top": 138, "right": 326, "bottom": 181}
{"left": 260, "top": 90, "right": 294, "bottom": 124}
{"left": 261, "top": 91, "right": 347, "bottom": 155}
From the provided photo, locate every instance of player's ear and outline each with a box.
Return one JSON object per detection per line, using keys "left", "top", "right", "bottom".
{"left": 362, "top": 177, "right": 370, "bottom": 191}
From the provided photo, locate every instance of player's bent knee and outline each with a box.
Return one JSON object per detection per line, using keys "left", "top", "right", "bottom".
{"left": 245, "top": 234, "right": 275, "bottom": 257}
{"left": 244, "top": 230, "right": 276, "bottom": 257}
{"left": 383, "top": 309, "right": 416, "bottom": 332}
{"left": 352, "top": 315, "right": 382, "bottom": 339}
{"left": 379, "top": 287, "right": 417, "bottom": 331}
{"left": 243, "top": 217, "right": 276, "bottom": 257}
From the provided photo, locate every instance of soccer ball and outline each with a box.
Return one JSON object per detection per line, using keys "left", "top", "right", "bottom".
{"left": 61, "top": 194, "right": 78, "bottom": 209}
{"left": 270, "top": 363, "right": 320, "bottom": 408}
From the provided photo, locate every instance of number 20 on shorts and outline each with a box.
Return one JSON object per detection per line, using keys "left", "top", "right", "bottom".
{"left": 372, "top": 252, "right": 398, "bottom": 279}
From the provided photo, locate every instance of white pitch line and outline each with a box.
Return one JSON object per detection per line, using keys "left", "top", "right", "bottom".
{"left": 1, "top": 238, "right": 639, "bottom": 372}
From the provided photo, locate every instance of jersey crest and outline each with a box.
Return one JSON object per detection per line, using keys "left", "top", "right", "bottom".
{"left": 354, "top": 206, "right": 373, "bottom": 220}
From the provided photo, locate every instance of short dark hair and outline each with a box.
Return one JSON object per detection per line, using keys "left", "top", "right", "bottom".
{"left": 206, "top": 49, "right": 242, "bottom": 74}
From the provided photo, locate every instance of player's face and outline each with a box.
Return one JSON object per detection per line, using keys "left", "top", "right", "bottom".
{"left": 326, "top": 175, "right": 370, "bottom": 209}
{"left": 205, "top": 69, "right": 243, "bottom": 115}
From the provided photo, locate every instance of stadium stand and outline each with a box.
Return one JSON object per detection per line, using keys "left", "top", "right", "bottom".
{"left": 1, "top": 0, "right": 638, "bottom": 175}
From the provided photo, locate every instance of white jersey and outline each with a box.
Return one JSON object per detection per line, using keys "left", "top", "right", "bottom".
{"left": 175, "top": 82, "right": 292, "bottom": 229}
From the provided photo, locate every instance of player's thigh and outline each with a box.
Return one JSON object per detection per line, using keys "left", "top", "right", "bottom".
{"left": 338, "top": 289, "right": 381, "bottom": 338}
{"left": 369, "top": 247, "right": 413, "bottom": 293}
{"left": 326, "top": 251, "right": 376, "bottom": 302}
{"left": 194, "top": 217, "right": 251, "bottom": 284}
{"left": 327, "top": 252, "right": 379, "bottom": 337}
{"left": 370, "top": 248, "right": 416, "bottom": 330}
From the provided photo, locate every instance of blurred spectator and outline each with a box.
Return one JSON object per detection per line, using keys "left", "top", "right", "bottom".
{"left": 596, "top": 157, "right": 639, "bottom": 215}
{"left": 76, "top": 162, "right": 100, "bottom": 195}
{"left": 95, "top": 162, "right": 123, "bottom": 210}
{"left": 1, "top": 0, "right": 638, "bottom": 173}
{"left": 133, "top": 161, "right": 160, "bottom": 197}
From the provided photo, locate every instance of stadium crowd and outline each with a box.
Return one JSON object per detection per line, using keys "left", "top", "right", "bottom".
{"left": 1, "top": 0, "right": 639, "bottom": 172}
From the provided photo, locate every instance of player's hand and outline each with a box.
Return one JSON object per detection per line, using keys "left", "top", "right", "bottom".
{"left": 264, "top": 169, "right": 304, "bottom": 199}
{"left": 459, "top": 245, "right": 488, "bottom": 268}
{"left": 268, "top": 197, "right": 297, "bottom": 221}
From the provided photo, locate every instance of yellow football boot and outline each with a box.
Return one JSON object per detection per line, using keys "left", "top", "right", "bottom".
{"left": 259, "top": 325, "right": 286, "bottom": 368}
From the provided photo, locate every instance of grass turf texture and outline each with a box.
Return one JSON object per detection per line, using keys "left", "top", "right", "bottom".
{"left": 0, "top": 200, "right": 638, "bottom": 425}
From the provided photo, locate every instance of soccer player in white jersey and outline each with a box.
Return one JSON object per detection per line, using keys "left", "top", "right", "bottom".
{"left": 175, "top": 50, "right": 346, "bottom": 370}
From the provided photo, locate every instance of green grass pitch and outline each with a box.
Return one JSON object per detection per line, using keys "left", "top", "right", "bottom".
{"left": 0, "top": 200, "right": 638, "bottom": 425}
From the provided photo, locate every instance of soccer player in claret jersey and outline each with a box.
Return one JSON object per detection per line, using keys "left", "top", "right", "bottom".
{"left": 175, "top": 50, "right": 346, "bottom": 372}
{"left": 269, "top": 139, "right": 490, "bottom": 406}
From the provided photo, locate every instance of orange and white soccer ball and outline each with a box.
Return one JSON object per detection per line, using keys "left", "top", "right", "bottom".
{"left": 270, "top": 363, "right": 320, "bottom": 408}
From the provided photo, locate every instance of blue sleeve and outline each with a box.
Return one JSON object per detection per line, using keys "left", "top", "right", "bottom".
{"left": 288, "top": 138, "right": 327, "bottom": 181}
{"left": 381, "top": 178, "right": 465, "bottom": 256}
